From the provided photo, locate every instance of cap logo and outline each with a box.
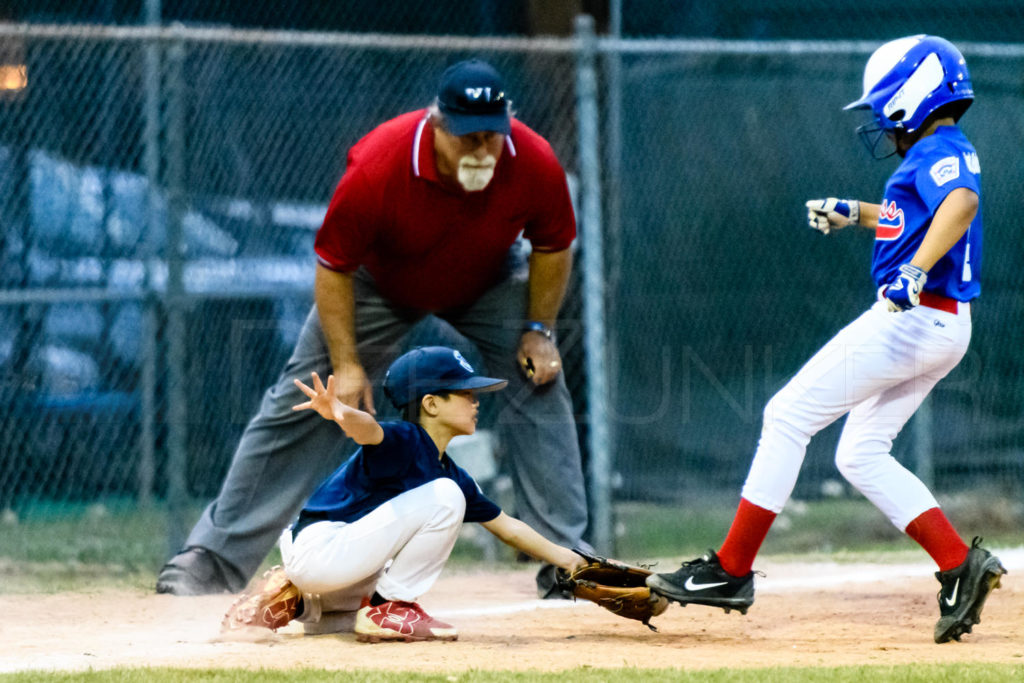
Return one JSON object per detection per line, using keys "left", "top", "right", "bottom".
{"left": 453, "top": 350, "right": 474, "bottom": 373}
{"left": 464, "top": 86, "right": 504, "bottom": 103}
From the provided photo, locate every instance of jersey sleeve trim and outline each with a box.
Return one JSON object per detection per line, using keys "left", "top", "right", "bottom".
{"left": 529, "top": 244, "right": 573, "bottom": 254}
{"left": 315, "top": 254, "right": 358, "bottom": 273}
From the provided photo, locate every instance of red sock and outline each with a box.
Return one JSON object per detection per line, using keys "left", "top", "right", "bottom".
{"left": 717, "top": 498, "right": 777, "bottom": 576}
{"left": 905, "top": 507, "right": 969, "bottom": 572}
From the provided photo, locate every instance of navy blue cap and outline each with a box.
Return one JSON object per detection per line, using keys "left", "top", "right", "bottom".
{"left": 383, "top": 346, "right": 508, "bottom": 408}
{"left": 436, "top": 59, "right": 511, "bottom": 136}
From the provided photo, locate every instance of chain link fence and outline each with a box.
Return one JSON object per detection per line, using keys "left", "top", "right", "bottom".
{"left": 0, "top": 18, "right": 1021, "bottom": 555}
{"left": 0, "top": 26, "right": 587, "bottom": 540}
{"left": 6, "top": 1, "right": 1024, "bottom": 41}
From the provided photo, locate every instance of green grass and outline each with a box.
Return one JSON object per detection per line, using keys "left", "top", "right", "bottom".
{"left": 613, "top": 493, "right": 1024, "bottom": 562}
{"left": 0, "top": 498, "right": 532, "bottom": 593}
{"left": 2, "top": 665, "right": 1023, "bottom": 682}
{"left": 2, "top": 493, "right": 1022, "bottom": 593}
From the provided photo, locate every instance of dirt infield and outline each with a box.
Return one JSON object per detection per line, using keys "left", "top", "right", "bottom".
{"left": 3, "top": 554, "right": 1022, "bottom": 674}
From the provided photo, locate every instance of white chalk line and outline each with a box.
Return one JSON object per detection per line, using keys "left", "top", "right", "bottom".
{"left": 435, "top": 547, "right": 1024, "bottom": 619}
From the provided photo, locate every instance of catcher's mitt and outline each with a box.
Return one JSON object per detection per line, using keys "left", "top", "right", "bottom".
{"left": 558, "top": 549, "right": 669, "bottom": 630}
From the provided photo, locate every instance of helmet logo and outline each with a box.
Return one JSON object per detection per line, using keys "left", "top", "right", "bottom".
{"left": 882, "top": 52, "right": 944, "bottom": 124}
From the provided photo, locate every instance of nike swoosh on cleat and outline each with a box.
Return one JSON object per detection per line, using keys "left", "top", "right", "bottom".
{"left": 944, "top": 578, "right": 960, "bottom": 607}
{"left": 684, "top": 577, "right": 729, "bottom": 591}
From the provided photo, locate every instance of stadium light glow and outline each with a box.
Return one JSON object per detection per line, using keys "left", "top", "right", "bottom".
{"left": 0, "top": 64, "right": 27, "bottom": 91}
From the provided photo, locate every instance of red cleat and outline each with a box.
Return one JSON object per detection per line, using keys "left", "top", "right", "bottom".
{"left": 354, "top": 596, "right": 457, "bottom": 642}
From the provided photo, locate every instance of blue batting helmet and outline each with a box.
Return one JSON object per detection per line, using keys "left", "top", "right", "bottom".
{"left": 845, "top": 35, "right": 973, "bottom": 157}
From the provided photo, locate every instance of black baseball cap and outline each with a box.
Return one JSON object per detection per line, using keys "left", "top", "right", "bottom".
{"left": 436, "top": 59, "right": 511, "bottom": 136}
{"left": 383, "top": 346, "right": 508, "bottom": 408}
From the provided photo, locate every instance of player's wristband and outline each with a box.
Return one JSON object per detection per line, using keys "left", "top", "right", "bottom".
{"left": 523, "top": 320, "right": 555, "bottom": 342}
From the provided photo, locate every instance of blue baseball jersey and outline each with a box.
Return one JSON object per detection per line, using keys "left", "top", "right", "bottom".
{"left": 302, "top": 421, "right": 501, "bottom": 524}
{"left": 871, "top": 126, "right": 982, "bottom": 301}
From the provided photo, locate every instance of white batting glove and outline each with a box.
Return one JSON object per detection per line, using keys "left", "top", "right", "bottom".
{"left": 805, "top": 198, "right": 860, "bottom": 235}
{"left": 878, "top": 264, "right": 927, "bottom": 312}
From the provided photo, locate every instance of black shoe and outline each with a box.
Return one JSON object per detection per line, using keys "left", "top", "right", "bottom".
{"left": 934, "top": 537, "right": 1007, "bottom": 644}
{"left": 536, "top": 563, "right": 573, "bottom": 600}
{"left": 156, "top": 547, "right": 234, "bottom": 596}
{"left": 646, "top": 550, "right": 755, "bottom": 614}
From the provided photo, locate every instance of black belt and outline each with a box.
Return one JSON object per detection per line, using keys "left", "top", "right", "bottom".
{"left": 291, "top": 509, "right": 329, "bottom": 541}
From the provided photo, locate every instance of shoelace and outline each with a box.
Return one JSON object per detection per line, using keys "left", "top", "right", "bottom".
{"left": 675, "top": 553, "right": 766, "bottom": 580}
{"left": 677, "top": 551, "right": 717, "bottom": 570}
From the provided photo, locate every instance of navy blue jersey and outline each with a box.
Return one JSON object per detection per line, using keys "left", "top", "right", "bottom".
{"left": 872, "top": 126, "right": 982, "bottom": 302}
{"left": 301, "top": 421, "right": 500, "bottom": 524}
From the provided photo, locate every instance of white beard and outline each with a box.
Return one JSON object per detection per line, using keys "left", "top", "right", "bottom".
{"left": 457, "top": 154, "right": 497, "bottom": 192}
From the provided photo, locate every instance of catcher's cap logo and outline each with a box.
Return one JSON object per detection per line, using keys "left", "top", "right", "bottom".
{"left": 453, "top": 350, "right": 474, "bottom": 373}
{"left": 383, "top": 345, "right": 508, "bottom": 408}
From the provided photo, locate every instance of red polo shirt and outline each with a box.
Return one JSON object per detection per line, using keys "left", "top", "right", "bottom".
{"left": 314, "top": 109, "right": 576, "bottom": 312}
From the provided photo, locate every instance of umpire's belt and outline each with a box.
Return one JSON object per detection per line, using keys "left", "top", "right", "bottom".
{"left": 291, "top": 509, "right": 330, "bottom": 541}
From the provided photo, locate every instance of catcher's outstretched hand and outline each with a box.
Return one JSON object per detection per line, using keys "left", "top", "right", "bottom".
{"left": 292, "top": 372, "right": 347, "bottom": 423}
{"left": 558, "top": 548, "right": 670, "bottom": 630}
{"left": 292, "top": 372, "right": 384, "bottom": 445}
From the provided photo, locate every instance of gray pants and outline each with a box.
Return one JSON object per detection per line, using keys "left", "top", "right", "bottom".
{"left": 185, "top": 268, "right": 589, "bottom": 586}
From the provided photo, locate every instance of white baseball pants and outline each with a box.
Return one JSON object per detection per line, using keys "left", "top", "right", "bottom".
{"left": 279, "top": 478, "right": 466, "bottom": 622}
{"left": 741, "top": 300, "right": 971, "bottom": 531}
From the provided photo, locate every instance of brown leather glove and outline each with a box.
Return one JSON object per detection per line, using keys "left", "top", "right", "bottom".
{"left": 558, "top": 549, "right": 670, "bottom": 630}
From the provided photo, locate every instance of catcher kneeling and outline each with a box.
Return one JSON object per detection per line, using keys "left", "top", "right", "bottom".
{"left": 222, "top": 346, "right": 667, "bottom": 642}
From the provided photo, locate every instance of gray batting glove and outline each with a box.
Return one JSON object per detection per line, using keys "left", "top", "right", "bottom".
{"left": 806, "top": 198, "right": 860, "bottom": 235}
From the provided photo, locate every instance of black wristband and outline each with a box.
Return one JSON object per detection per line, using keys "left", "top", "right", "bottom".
{"left": 523, "top": 320, "right": 554, "bottom": 340}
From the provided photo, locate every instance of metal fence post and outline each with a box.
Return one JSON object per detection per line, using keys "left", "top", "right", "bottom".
{"left": 604, "top": 0, "right": 624, "bottom": 408}
{"left": 138, "top": 0, "right": 162, "bottom": 509}
{"left": 164, "top": 29, "right": 189, "bottom": 554}
{"left": 574, "top": 14, "right": 613, "bottom": 553}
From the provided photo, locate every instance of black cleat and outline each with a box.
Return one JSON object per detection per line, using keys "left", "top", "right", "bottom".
{"left": 934, "top": 537, "right": 1007, "bottom": 644}
{"left": 646, "top": 550, "right": 755, "bottom": 614}
{"left": 156, "top": 547, "right": 235, "bottom": 596}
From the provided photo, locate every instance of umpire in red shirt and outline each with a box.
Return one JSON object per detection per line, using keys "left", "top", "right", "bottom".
{"left": 156, "top": 59, "right": 590, "bottom": 600}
